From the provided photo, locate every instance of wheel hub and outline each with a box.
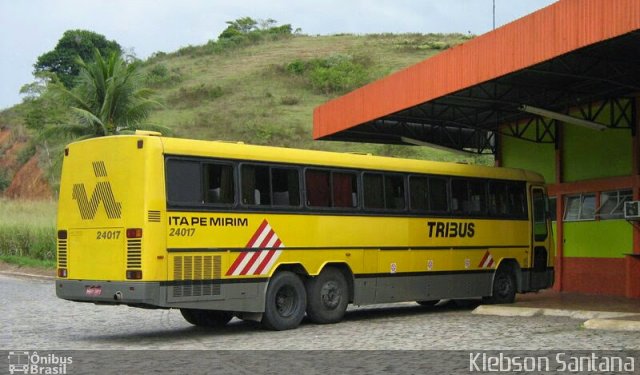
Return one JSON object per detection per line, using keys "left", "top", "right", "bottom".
{"left": 320, "top": 281, "right": 342, "bottom": 309}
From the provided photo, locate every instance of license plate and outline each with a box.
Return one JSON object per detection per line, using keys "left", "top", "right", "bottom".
{"left": 85, "top": 286, "right": 102, "bottom": 297}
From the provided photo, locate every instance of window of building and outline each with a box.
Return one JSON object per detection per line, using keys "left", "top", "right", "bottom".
{"left": 564, "top": 193, "right": 596, "bottom": 221}
{"left": 598, "top": 189, "right": 632, "bottom": 220}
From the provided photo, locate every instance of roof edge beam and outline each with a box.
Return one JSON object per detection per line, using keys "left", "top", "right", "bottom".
{"left": 399, "top": 136, "right": 477, "bottom": 156}
{"left": 518, "top": 105, "right": 608, "bottom": 131}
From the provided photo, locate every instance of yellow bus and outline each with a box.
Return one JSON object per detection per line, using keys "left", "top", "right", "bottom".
{"left": 56, "top": 131, "right": 554, "bottom": 330}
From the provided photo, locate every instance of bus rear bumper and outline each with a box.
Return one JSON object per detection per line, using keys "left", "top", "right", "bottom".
{"left": 55, "top": 279, "right": 161, "bottom": 306}
{"left": 55, "top": 278, "right": 268, "bottom": 312}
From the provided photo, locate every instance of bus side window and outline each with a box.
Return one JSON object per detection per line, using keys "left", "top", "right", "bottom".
{"left": 241, "top": 165, "right": 269, "bottom": 205}
{"left": 332, "top": 172, "right": 357, "bottom": 208}
{"left": 204, "top": 163, "right": 235, "bottom": 204}
{"left": 385, "top": 174, "right": 405, "bottom": 210}
{"left": 410, "top": 176, "right": 429, "bottom": 211}
{"left": 507, "top": 183, "right": 527, "bottom": 217}
{"left": 488, "top": 181, "right": 508, "bottom": 216}
{"left": 272, "top": 168, "right": 300, "bottom": 206}
{"left": 166, "top": 159, "right": 202, "bottom": 205}
{"left": 429, "top": 177, "right": 448, "bottom": 212}
{"left": 468, "top": 180, "right": 487, "bottom": 214}
{"left": 451, "top": 179, "right": 469, "bottom": 214}
{"left": 306, "top": 169, "right": 331, "bottom": 207}
{"left": 363, "top": 173, "right": 384, "bottom": 209}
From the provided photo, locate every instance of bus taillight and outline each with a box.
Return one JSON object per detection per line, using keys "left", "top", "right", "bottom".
{"left": 126, "top": 270, "right": 143, "bottom": 279}
{"left": 57, "top": 268, "right": 67, "bottom": 278}
{"left": 126, "top": 228, "right": 143, "bottom": 238}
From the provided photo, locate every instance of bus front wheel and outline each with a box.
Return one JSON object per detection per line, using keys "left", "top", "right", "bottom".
{"left": 484, "top": 267, "right": 516, "bottom": 304}
{"left": 262, "top": 271, "right": 307, "bottom": 330}
{"left": 180, "top": 309, "right": 233, "bottom": 327}
{"left": 306, "top": 267, "right": 349, "bottom": 324}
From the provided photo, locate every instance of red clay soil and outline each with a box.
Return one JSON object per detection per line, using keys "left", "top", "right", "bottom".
{"left": 0, "top": 141, "right": 27, "bottom": 170}
{"left": 0, "top": 128, "right": 10, "bottom": 146}
{"left": 4, "top": 155, "right": 52, "bottom": 199}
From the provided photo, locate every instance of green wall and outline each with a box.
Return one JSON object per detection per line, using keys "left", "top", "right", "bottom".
{"left": 562, "top": 126, "right": 631, "bottom": 182}
{"left": 563, "top": 220, "right": 631, "bottom": 258}
{"left": 501, "top": 100, "right": 634, "bottom": 260}
{"left": 501, "top": 134, "right": 555, "bottom": 183}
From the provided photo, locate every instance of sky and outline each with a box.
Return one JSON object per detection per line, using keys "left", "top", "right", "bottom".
{"left": 0, "top": 0, "right": 557, "bottom": 110}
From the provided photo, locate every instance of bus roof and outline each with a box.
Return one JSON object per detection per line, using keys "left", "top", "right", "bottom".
{"left": 72, "top": 134, "right": 545, "bottom": 183}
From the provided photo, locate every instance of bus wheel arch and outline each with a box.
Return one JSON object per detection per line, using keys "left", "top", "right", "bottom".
{"left": 271, "top": 263, "right": 309, "bottom": 278}
{"left": 305, "top": 264, "right": 351, "bottom": 324}
{"left": 484, "top": 259, "right": 520, "bottom": 304}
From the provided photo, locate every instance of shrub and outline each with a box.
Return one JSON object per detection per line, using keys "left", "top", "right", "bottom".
{"left": 280, "top": 96, "right": 300, "bottom": 105}
{"left": 168, "top": 84, "right": 224, "bottom": 108}
{"left": 16, "top": 142, "right": 36, "bottom": 166}
{"left": 282, "top": 54, "right": 372, "bottom": 94}
{"left": 146, "top": 64, "right": 182, "bottom": 87}
{"left": 0, "top": 170, "right": 10, "bottom": 192}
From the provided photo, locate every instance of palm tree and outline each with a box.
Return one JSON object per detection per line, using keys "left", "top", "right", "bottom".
{"left": 53, "top": 49, "right": 163, "bottom": 138}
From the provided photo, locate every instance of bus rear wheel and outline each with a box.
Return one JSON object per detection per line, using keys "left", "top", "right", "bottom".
{"left": 306, "top": 267, "right": 349, "bottom": 324}
{"left": 484, "top": 266, "right": 516, "bottom": 304}
{"left": 262, "top": 271, "right": 307, "bottom": 331}
{"left": 180, "top": 309, "right": 233, "bottom": 327}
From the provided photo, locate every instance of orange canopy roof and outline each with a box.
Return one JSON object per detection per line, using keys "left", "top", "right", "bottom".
{"left": 313, "top": 0, "right": 640, "bottom": 150}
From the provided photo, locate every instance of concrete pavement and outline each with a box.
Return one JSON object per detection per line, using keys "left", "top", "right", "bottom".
{"left": 473, "top": 289, "right": 640, "bottom": 332}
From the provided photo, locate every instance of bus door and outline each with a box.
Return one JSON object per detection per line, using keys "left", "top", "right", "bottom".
{"left": 530, "top": 186, "right": 551, "bottom": 290}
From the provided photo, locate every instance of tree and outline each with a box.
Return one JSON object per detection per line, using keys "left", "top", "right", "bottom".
{"left": 53, "top": 50, "right": 162, "bottom": 138}
{"left": 34, "top": 30, "right": 122, "bottom": 88}
{"left": 220, "top": 17, "right": 258, "bottom": 38}
{"left": 218, "top": 17, "right": 294, "bottom": 41}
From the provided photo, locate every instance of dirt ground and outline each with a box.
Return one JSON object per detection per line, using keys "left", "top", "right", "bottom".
{"left": 0, "top": 261, "right": 55, "bottom": 278}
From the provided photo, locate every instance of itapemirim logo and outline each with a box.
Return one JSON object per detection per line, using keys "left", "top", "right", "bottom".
{"left": 72, "top": 161, "right": 122, "bottom": 220}
{"left": 7, "top": 351, "right": 72, "bottom": 374}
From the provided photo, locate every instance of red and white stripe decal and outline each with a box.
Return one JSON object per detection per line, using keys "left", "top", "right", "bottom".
{"left": 478, "top": 250, "right": 494, "bottom": 269}
{"left": 226, "top": 219, "right": 284, "bottom": 276}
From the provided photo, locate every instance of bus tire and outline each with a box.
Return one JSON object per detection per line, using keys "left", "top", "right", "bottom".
{"left": 262, "top": 271, "right": 307, "bottom": 331}
{"left": 180, "top": 309, "right": 233, "bottom": 327}
{"left": 484, "top": 266, "right": 516, "bottom": 304}
{"left": 306, "top": 267, "right": 349, "bottom": 324}
{"left": 416, "top": 300, "right": 440, "bottom": 307}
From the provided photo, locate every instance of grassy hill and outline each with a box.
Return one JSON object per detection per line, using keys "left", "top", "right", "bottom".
{"left": 0, "top": 31, "right": 491, "bottom": 198}
{"left": 144, "top": 32, "right": 474, "bottom": 153}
